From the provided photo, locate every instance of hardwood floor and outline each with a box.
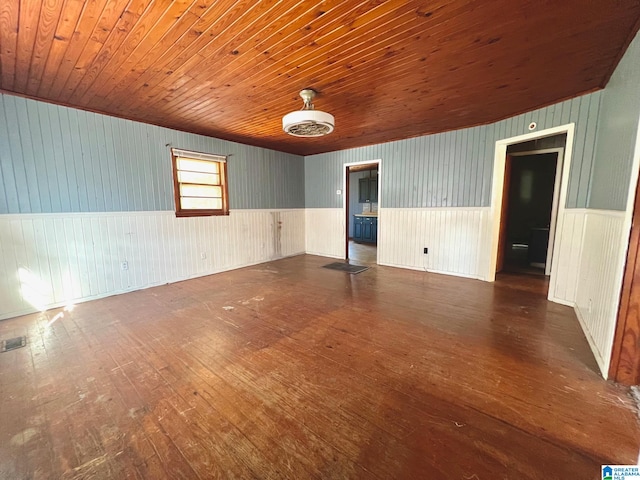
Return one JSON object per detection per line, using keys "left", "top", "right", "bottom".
{"left": 348, "top": 240, "right": 377, "bottom": 265}
{"left": 0, "top": 255, "right": 638, "bottom": 479}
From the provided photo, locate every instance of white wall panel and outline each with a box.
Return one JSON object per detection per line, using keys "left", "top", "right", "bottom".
{"left": 574, "top": 210, "right": 627, "bottom": 375}
{"left": 0, "top": 209, "right": 305, "bottom": 320}
{"left": 305, "top": 208, "right": 345, "bottom": 259}
{"left": 378, "top": 207, "right": 489, "bottom": 279}
{"left": 548, "top": 209, "right": 587, "bottom": 305}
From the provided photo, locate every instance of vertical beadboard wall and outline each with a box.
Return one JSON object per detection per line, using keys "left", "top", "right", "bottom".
{"left": 0, "top": 93, "right": 305, "bottom": 213}
{"left": 377, "top": 208, "right": 489, "bottom": 279}
{"left": 305, "top": 209, "right": 344, "bottom": 259}
{"left": 491, "top": 94, "right": 601, "bottom": 210}
{"left": 305, "top": 91, "right": 601, "bottom": 210}
{"left": 304, "top": 91, "right": 601, "bottom": 276}
{"left": 305, "top": 125, "right": 491, "bottom": 209}
{"left": 0, "top": 210, "right": 305, "bottom": 320}
{"left": 543, "top": 208, "right": 628, "bottom": 375}
{"left": 573, "top": 211, "right": 626, "bottom": 373}
{"left": 0, "top": 93, "right": 306, "bottom": 319}
{"left": 547, "top": 209, "right": 586, "bottom": 306}
{"left": 588, "top": 30, "right": 640, "bottom": 211}
{"left": 305, "top": 206, "right": 492, "bottom": 280}
{"left": 572, "top": 30, "right": 640, "bottom": 375}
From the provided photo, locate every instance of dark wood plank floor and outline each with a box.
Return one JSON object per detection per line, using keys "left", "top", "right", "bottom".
{"left": 0, "top": 255, "right": 638, "bottom": 479}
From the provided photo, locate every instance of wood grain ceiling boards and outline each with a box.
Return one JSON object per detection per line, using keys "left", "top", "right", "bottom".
{"left": 1, "top": 0, "right": 639, "bottom": 156}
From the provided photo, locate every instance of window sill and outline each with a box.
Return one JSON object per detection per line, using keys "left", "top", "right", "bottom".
{"left": 175, "top": 210, "right": 230, "bottom": 217}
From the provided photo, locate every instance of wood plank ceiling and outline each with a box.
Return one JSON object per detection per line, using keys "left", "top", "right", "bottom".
{"left": 1, "top": 0, "right": 639, "bottom": 156}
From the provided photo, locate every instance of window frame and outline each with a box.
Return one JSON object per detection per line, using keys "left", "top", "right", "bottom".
{"left": 170, "top": 148, "right": 230, "bottom": 217}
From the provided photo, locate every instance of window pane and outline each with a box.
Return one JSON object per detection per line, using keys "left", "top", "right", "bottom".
{"left": 177, "top": 158, "right": 219, "bottom": 174}
{"left": 180, "top": 197, "right": 223, "bottom": 210}
{"left": 180, "top": 184, "right": 222, "bottom": 198}
{"left": 178, "top": 171, "right": 220, "bottom": 185}
{"left": 173, "top": 151, "right": 227, "bottom": 215}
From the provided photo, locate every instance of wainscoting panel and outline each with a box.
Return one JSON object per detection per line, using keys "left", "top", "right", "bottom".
{"left": 305, "top": 208, "right": 345, "bottom": 259}
{"left": 0, "top": 209, "right": 305, "bottom": 320}
{"left": 548, "top": 209, "right": 587, "bottom": 305}
{"left": 574, "top": 210, "right": 627, "bottom": 375}
{"left": 377, "top": 207, "right": 489, "bottom": 279}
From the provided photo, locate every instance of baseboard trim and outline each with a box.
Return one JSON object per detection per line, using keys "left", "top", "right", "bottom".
{"left": 0, "top": 251, "right": 306, "bottom": 321}
{"left": 377, "top": 261, "right": 483, "bottom": 280}
{"left": 547, "top": 296, "right": 575, "bottom": 307}
{"left": 304, "top": 251, "right": 345, "bottom": 260}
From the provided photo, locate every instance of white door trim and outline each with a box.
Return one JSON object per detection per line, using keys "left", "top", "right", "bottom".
{"left": 343, "top": 159, "right": 381, "bottom": 263}
{"left": 486, "top": 124, "right": 576, "bottom": 297}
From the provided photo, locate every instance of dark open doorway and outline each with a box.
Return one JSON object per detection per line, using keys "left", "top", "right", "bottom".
{"left": 498, "top": 152, "right": 560, "bottom": 275}
{"left": 496, "top": 134, "right": 567, "bottom": 281}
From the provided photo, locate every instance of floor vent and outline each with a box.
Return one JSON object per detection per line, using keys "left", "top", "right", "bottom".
{"left": 1, "top": 336, "right": 27, "bottom": 352}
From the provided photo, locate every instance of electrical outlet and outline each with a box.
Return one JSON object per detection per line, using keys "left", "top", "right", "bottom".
{"left": 201, "top": 252, "right": 207, "bottom": 260}
{"left": 121, "top": 261, "right": 129, "bottom": 271}
{"left": 423, "top": 247, "right": 429, "bottom": 254}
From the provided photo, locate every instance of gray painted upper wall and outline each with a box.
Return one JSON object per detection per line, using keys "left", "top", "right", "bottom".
{"left": 305, "top": 92, "right": 601, "bottom": 209}
{"left": 0, "top": 94, "right": 304, "bottom": 214}
{"left": 588, "top": 29, "right": 640, "bottom": 211}
{"left": 5, "top": 30, "right": 637, "bottom": 217}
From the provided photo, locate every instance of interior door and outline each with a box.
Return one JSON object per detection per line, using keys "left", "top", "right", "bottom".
{"left": 496, "top": 155, "right": 512, "bottom": 273}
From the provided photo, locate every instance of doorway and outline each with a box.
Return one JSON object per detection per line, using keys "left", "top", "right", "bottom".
{"left": 487, "top": 124, "right": 576, "bottom": 304}
{"left": 496, "top": 149, "right": 563, "bottom": 276}
{"left": 345, "top": 161, "right": 380, "bottom": 264}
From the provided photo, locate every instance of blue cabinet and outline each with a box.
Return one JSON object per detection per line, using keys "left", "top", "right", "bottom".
{"left": 358, "top": 176, "right": 378, "bottom": 203}
{"left": 372, "top": 217, "right": 378, "bottom": 243}
{"left": 354, "top": 216, "right": 364, "bottom": 240}
{"left": 353, "top": 215, "right": 377, "bottom": 244}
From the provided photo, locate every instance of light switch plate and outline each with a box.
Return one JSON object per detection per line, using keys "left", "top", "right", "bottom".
{"left": 336, "top": 189, "right": 342, "bottom": 195}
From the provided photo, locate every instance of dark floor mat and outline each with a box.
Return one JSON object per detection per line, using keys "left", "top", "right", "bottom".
{"left": 322, "top": 262, "right": 369, "bottom": 274}
{"left": 1, "top": 336, "right": 26, "bottom": 352}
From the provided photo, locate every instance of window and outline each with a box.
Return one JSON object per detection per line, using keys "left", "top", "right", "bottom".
{"left": 171, "top": 148, "right": 229, "bottom": 217}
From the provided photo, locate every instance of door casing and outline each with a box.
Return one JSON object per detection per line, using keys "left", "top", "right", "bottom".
{"left": 487, "top": 124, "right": 575, "bottom": 305}
{"left": 343, "top": 160, "right": 381, "bottom": 262}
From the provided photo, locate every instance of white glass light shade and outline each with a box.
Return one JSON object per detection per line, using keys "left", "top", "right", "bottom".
{"left": 282, "top": 109, "right": 335, "bottom": 137}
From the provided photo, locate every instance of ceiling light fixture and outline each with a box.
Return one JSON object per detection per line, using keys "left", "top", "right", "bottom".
{"left": 282, "top": 89, "right": 334, "bottom": 137}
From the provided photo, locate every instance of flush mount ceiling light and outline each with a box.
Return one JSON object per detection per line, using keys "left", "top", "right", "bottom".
{"left": 282, "top": 89, "right": 335, "bottom": 137}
